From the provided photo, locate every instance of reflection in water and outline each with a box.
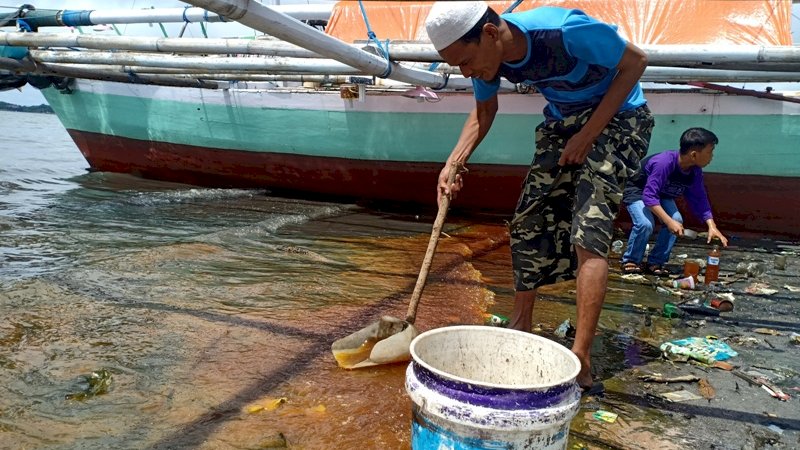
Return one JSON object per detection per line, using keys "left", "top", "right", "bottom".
{"left": 1, "top": 130, "right": 500, "bottom": 448}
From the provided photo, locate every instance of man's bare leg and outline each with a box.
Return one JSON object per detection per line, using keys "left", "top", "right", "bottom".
{"left": 509, "top": 290, "right": 537, "bottom": 332}
{"left": 572, "top": 245, "right": 608, "bottom": 389}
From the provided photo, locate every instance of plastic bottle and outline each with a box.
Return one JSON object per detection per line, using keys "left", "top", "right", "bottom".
{"left": 662, "top": 302, "right": 685, "bottom": 318}
{"left": 705, "top": 240, "right": 722, "bottom": 285}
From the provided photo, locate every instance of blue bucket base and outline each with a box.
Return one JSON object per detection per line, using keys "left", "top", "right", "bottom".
{"left": 411, "top": 407, "right": 570, "bottom": 450}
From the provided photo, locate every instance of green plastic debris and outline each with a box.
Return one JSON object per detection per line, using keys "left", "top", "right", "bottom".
{"left": 483, "top": 313, "right": 510, "bottom": 327}
{"left": 592, "top": 410, "right": 619, "bottom": 423}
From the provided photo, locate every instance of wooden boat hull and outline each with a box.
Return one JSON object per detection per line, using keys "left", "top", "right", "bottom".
{"left": 45, "top": 80, "right": 800, "bottom": 238}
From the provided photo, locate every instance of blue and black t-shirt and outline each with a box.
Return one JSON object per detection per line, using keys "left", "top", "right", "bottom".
{"left": 472, "top": 7, "right": 646, "bottom": 121}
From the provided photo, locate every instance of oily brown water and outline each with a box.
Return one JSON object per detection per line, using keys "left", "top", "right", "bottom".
{"left": 1, "top": 112, "right": 504, "bottom": 449}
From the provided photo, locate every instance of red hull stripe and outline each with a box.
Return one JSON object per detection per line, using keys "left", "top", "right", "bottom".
{"left": 69, "top": 130, "right": 800, "bottom": 239}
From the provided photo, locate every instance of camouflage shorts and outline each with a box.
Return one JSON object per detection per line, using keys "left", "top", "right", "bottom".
{"left": 510, "top": 105, "right": 654, "bottom": 291}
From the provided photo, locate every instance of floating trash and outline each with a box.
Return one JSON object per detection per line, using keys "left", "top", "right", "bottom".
{"left": 744, "top": 283, "right": 778, "bottom": 296}
{"left": 592, "top": 410, "right": 619, "bottom": 423}
{"left": 698, "top": 378, "right": 716, "bottom": 401}
{"left": 754, "top": 328, "right": 782, "bottom": 336}
{"left": 735, "top": 262, "right": 765, "bottom": 278}
{"left": 483, "top": 313, "right": 510, "bottom": 327}
{"left": 65, "top": 369, "right": 112, "bottom": 401}
{"left": 661, "top": 390, "right": 703, "bottom": 402}
{"left": 554, "top": 319, "right": 575, "bottom": 338}
{"left": 246, "top": 397, "right": 287, "bottom": 414}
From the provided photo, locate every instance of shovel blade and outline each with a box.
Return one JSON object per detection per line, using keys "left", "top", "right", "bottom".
{"left": 369, "top": 323, "right": 419, "bottom": 364}
{"left": 331, "top": 316, "right": 406, "bottom": 369}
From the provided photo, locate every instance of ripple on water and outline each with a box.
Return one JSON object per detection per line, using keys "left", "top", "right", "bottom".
{"left": 1, "top": 219, "right": 503, "bottom": 449}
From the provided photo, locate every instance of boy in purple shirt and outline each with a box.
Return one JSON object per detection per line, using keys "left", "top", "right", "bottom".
{"left": 621, "top": 127, "right": 728, "bottom": 275}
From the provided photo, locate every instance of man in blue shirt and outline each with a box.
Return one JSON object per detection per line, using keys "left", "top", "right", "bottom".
{"left": 425, "top": 1, "right": 653, "bottom": 391}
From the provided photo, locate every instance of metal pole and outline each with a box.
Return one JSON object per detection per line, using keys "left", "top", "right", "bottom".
{"left": 180, "top": 0, "right": 471, "bottom": 89}
{"left": 28, "top": 49, "right": 365, "bottom": 74}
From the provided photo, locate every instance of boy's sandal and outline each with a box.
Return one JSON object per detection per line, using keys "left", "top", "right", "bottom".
{"left": 648, "top": 265, "right": 671, "bottom": 276}
{"left": 621, "top": 262, "right": 642, "bottom": 274}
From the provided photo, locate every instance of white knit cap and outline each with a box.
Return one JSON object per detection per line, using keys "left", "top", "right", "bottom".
{"left": 425, "top": 1, "right": 489, "bottom": 52}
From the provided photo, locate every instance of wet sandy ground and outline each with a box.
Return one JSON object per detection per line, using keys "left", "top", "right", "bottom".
{"left": 510, "top": 234, "right": 800, "bottom": 450}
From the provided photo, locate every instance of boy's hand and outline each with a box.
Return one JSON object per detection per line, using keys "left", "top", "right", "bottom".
{"left": 708, "top": 227, "right": 729, "bottom": 247}
{"left": 667, "top": 219, "right": 684, "bottom": 237}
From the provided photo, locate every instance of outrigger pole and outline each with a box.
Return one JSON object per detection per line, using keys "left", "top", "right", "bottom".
{"left": 179, "top": 0, "right": 472, "bottom": 90}
{"left": 0, "top": 5, "right": 332, "bottom": 28}
{"left": 4, "top": 31, "right": 800, "bottom": 70}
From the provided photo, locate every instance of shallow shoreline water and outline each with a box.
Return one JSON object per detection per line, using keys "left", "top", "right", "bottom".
{"left": 1, "top": 111, "right": 798, "bottom": 449}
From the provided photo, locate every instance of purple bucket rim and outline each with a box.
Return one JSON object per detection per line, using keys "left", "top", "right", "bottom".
{"left": 410, "top": 362, "right": 579, "bottom": 410}
{"left": 409, "top": 325, "right": 581, "bottom": 390}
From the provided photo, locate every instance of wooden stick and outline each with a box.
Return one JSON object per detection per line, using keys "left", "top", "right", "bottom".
{"left": 405, "top": 161, "right": 463, "bottom": 323}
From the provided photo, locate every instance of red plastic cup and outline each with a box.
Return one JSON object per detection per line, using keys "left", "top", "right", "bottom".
{"left": 710, "top": 298, "right": 734, "bottom": 312}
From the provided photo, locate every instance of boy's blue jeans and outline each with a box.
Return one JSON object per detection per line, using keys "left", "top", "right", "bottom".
{"left": 622, "top": 199, "right": 682, "bottom": 266}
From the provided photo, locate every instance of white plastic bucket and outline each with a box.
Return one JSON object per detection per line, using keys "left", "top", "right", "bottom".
{"left": 406, "top": 326, "right": 581, "bottom": 450}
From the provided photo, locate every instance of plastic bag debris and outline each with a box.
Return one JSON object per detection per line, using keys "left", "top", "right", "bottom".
{"left": 744, "top": 283, "right": 778, "bottom": 295}
{"left": 554, "top": 319, "right": 575, "bottom": 338}
{"left": 766, "top": 424, "right": 784, "bottom": 435}
{"left": 661, "top": 390, "right": 703, "bottom": 402}
{"left": 620, "top": 274, "right": 648, "bottom": 283}
{"left": 735, "top": 262, "right": 765, "bottom": 277}
{"left": 717, "top": 292, "right": 736, "bottom": 301}
{"left": 660, "top": 336, "right": 738, "bottom": 364}
{"left": 754, "top": 328, "right": 782, "bottom": 336}
{"left": 246, "top": 397, "right": 287, "bottom": 414}
{"left": 307, "top": 404, "right": 327, "bottom": 414}
{"left": 592, "top": 410, "right": 619, "bottom": 423}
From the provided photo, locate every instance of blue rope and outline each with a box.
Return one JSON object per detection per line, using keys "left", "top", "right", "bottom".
{"left": 16, "top": 19, "right": 31, "bottom": 32}
{"left": 431, "top": 73, "right": 449, "bottom": 91}
{"left": 357, "top": 0, "right": 392, "bottom": 78}
{"left": 182, "top": 6, "right": 191, "bottom": 23}
{"left": 503, "top": 0, "right": 524, "bottom": 14}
